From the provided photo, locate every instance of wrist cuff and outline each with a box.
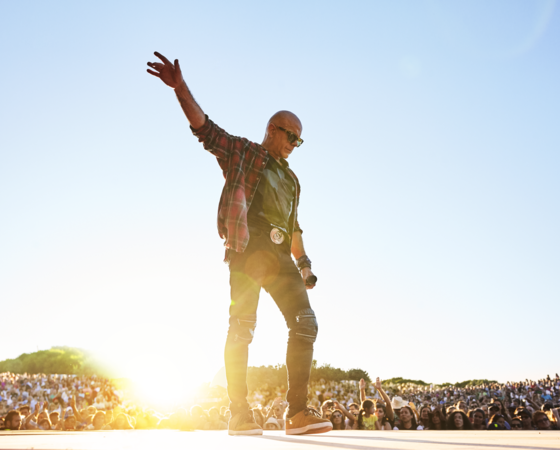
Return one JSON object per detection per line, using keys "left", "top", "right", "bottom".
{"left": 296, "top": 255, "right": 312, "bottom": 271}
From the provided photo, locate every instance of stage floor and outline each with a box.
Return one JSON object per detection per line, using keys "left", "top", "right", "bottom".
{"left": 1, "top": 430, "right": 559, "bottom": 450}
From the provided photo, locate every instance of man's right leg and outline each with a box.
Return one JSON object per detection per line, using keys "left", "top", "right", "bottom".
{"left": 224, "top": 312, "right": 257, "bottom": 416}
{"left": 224, "top": 238, "right": 268, "bottom": 435}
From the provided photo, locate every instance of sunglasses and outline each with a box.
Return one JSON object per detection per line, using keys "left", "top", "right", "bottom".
{"left": 332, "top": 414, "right": 343, "bottom": 418}
{"left": 276, "top": 125, "right": 304, "bottom": 147}
{"left": 512, "top": 424, "right": 522, "bottom": 428}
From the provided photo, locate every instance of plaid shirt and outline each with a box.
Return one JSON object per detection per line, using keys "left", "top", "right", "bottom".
{"left": 191, "top": 116, "right": 302, "bottom": 254}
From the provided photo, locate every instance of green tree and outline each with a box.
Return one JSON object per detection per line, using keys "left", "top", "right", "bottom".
{"left": 346, "top": 368, "right": 371, "bottom": 382}
{"left": 0, "top": 347, "right": 111, "bottom": 376}
{"left": 383, "top": 377, "right": 429, "bottom": 386}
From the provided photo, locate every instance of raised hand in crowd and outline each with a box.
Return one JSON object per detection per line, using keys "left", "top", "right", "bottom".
{"left": 374, "top": 377, "right": 394, "bottom": 424}
{"left": 359, "top": 378, "right": 367, "bottom": 404}
{"left": 321, "top": 400, "right": 334, "bottom": 420}
{"left": 70, "top": 394, "right": 83, "bottom": 423}
{"left": 332, "top": 401, "right": 357, "bottom": 430}
{"left": 22, "top": 401, "right": 41, "bottom": 430}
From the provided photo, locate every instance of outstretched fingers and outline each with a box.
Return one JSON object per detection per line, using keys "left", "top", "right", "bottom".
{"left": 148, "top": 53, "right": 182, "bottom": 88}
{"left": 147, "top": 61, "right": 164, "bottom": 70}
{"left": 154, "top": 51, "right": 172, "bottom": 65}
{"left": 146, "top": 62, "right": 161, "bottom": 77}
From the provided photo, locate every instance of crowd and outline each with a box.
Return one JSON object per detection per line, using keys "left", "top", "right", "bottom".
{"left": 2, "top": 371, "right": 559, "bottom": 432}
{"left": 246, "top": 374, "right": 560, "bottom": 431}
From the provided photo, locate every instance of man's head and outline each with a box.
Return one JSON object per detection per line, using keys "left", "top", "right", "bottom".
{"left": 488, "top": 404, "right": 500, "bottom": 417}
{"left": 264, "top": 417, "right": 281, "bottom": 430}
{"left": 533, "top": 411, "right": 551, "bottom": 430}
{"left": 262, "top": 111, "right": 303, "bottom": 160}
{"left": 208, "top": 407, "right": 220, "bottom": 421}
{"left": 19, "top": 406, "right": 30, "bottom": 416}
{"left": 190, "top": 405, "right": 204, "bottom": 417}
{"left": 348, "top": 403, "right": 359, "bottom": 417}
{"left": 64, "top": 415, "right": 76, "bottom": 430}
{"left": 49, "top": 411, "right": 59, "bottom": 425}
{"left": 93, "top": 411, "right": 106, "bottom": 430}
{"left": 38, "top": 418, "right": 51, "bottom": 430}
{"left": 511, "top": 417, "right": 523, "bottom": 429}
{"left": 5, "top": 411, "right": 22, "bottom": 430}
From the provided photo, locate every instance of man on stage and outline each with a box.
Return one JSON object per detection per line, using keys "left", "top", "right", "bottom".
{"left": 147, "top": 52, "right": 331, "bottom": 436}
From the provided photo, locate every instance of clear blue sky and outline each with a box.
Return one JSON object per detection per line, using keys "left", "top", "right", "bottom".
{"left": 1, "top": 0, "right": 559, "bottom": 392}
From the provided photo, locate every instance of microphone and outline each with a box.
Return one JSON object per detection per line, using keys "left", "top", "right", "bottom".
{"left": 305, "top": 275, "right": 317, "bottom": 286}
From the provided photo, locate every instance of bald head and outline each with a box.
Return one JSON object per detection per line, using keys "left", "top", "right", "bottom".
{"left": 262, "top": 110, "right": 303, "bottom": 160}
{"left": 268, "top": 110, "right": 302, "bottom": 131}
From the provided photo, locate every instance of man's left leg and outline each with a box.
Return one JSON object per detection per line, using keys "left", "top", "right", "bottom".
{"left": 264, "top": 247, "right": 332, "bottom": 435}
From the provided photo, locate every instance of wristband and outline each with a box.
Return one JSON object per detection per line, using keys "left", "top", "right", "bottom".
{"left": 296, "top": 255, "right": 312, "bottom": 271}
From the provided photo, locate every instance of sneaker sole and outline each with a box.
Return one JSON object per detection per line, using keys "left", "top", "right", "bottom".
{"left": 228, "top": 429, "right": 264, "bottom": 436}
{"left": 286, "top": 422, "right": 333, "bottom": 435}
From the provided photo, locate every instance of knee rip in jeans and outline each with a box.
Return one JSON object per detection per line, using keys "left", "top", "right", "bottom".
{"left": 228, "top": 316, "right": 257, "bottom": 344}
{"left": 290, "top": 308, "right": 318, "bottom": 343}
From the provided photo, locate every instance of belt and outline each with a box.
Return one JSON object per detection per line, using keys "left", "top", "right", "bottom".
{"left": 269, "top": 227, "right": 286, "bottom": 245}
{"left": 249, "top": 225, "right": 289, "bottom": 245}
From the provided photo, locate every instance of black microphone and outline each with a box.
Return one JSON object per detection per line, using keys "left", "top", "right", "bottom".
{"left": 305, "top": 275, "right": 317, "bottom": 286}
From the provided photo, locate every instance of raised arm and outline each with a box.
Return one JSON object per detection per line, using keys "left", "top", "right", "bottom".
{"left": 264, "top": 398, "right": 281, "bottom": 422}
{"left": 70, "top": 396, "right": 83, "bottom": 423}
{"left": 359, "top": 378, "right": 367, "bottom": 404}
{"left": 375, "top": 377, "right": 395, "bottom": 423}
{"left": 24, "top": 402, "right": 40, "bottom": 430}
{"left": 333, "top": 401, "right": 356, "bottom": 424}
{"left": 321, "top": 400, "right": 333, "bottom": 419}
{"left": 147, "top": 52, "right": 206, "bottom": 129}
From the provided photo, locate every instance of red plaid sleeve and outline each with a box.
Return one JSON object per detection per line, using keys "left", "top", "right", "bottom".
{"left": 191, "top": 116, "right": 304, "bottom": 253}
{"left": 191, "top": 116, "right": 269, "bottom": 253}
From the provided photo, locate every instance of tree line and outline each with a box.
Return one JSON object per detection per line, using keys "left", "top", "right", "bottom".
{"left": 0, "top": 348, "right": 496, "bottom": 388}
{"left": 0, "top": 347, "right": 110, "bottom": 377}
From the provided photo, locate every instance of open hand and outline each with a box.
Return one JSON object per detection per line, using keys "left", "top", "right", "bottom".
{"left": 376, "top": 377, "right": 382, "bottom": 390}
{"left": 359, "top": 378, "right": 366, "bottom": 390}
{"left": 147, "top": 52, "right": 184, "bottom": 89}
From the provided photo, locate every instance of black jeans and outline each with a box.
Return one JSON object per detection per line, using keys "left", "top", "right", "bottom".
{"left": 225, "top": 228, "right": 318, "bottom": 418}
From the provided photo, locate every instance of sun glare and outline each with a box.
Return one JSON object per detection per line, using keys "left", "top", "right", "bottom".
{"left": 96, "top": 348, "right": 214, "bottom": 412}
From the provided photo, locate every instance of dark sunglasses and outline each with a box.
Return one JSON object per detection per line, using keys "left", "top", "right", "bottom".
{"left": 512, "top": 423, "right": 522, "bottom": 428}
{"left": 276, "top": 126, "right": 304, "bottom": 147}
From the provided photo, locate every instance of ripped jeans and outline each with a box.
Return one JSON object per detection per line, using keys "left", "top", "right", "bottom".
{"left": 225, "top": 228, "right": 318, "bottom": 418}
